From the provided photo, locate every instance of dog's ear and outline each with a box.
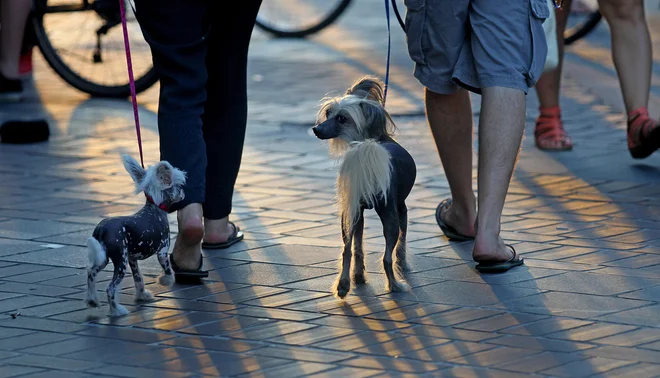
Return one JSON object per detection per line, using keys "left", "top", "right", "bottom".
{"left": 155, "top": 163, "right": 174, "bottom": 189}
{"left": 121, "top": 154, "right": 146, "bottom": 186}
{"left": 346, "top": 76, "right": 385, "bottom": 105}
{"left": 359, "top": 100, "right": 389, "bottom": 137}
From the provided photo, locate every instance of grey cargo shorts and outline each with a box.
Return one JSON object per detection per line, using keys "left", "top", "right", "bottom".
{"left": 404, "top": 0, "right": 550, "bottom": 94}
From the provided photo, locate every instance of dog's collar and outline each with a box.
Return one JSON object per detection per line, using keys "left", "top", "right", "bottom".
{"left": 145, "top": 195, "right": 169, "bottom": 212}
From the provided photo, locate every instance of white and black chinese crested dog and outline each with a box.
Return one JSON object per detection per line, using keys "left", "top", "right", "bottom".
{"left": 313, "top": 76, "right": 417, "bottom": 299}
{"left": 86, "top": 154, "right": 186, "bottom": 316}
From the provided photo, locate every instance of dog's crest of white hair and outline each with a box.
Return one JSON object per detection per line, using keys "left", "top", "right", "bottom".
{"left": 121, "top": 154, "right": 186, "bottom": 206}
{"left": 337, "top": 139, "right": 391, "bottom": 230}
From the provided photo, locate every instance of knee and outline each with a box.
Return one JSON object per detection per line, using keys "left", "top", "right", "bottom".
{"left": 599, "top": 0, "right": 644, "bottom": 22}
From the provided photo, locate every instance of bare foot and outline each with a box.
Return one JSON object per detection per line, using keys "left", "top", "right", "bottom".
{"left": 203, "top": 217, "right": 236, "bottom": 244}
{"left": 440, "top": 198, "right": 477, "bottom": 238}
{"left": 473, "top": 234, "right": 515, "bottom": 263}
{"left": 172, "top": 203, "right": 204, "bottom": 271}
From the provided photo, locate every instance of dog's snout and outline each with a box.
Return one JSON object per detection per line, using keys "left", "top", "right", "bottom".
{"left": 312, "top": 126, "right": 321, "bottom": 137}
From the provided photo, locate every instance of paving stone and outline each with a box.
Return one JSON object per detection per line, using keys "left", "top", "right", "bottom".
{"left": 365, "top": 303, "right": 454, "bottom": 322}
{"left": 339, "top": 355, "right": 445, "bottom": 373}
{"left": 592, "top": 327, "right": 660, "bottom": 347}
{"left": 197, "top": 285, "right": 289, "bottom": 304}
{"left": 248, "top": 345, "right": 355, "bottom": 364}
{"left": 309, "top": 316, "right": 411, "bottom": 331}
{"left": 437, "top": 366, "right": 537, "bottom": 378}
{"left": 0, "top": 366, "right": 45, "bottom": 378}
{"left": 494, "top": 351, "right": 587, "bottom": 374}
{"left": 226, "top": 306, "right": 328, "bottom": 322}
{"left": 238, "top": 361, "right": 336, "bottom": 378}
{"left": 207, "top": 262, "right": 335, "bottom": 286}
{"left": 17, "top": 336, "right": 112, "bottom": 357}
{"left": 0, "top": 264, "right": 52, "bottom": 278}
{"left": 155, "top": 281, "right": 247, "bottom": 300}
{"left": 562, "top": 249, "right": 641, "bottom": 265}
{"left": 409, "top": 307, "right": 504, "bottom": 327}
{"left": 0, "top": 220, "right": 90, "bottom": 240}
{"left": 601, "top": 363, "right": 660, "bottom": 378}
{"left": 87, "top": 365, "right": 195, "bottom": 378}
{"left": 500, "top": 317, "right": 593, "bottom": 336}
{"left": 0, "top": 282, "right": 81, "bottom": 297}
{"left": 268, "top": 325, "right": 355, "bottom": 346}
{"left": 447, "top": 346, "right": 541, "bottom": 367}
{"left": 353, "top": 335, "right": 451, "bottom": 357}
{"left": 0, "top": 328, "right": 34, "bottom": 340}
{"left": 595, "top": 303, "right": 660, "bottom": 327}
{"left": 397, "top": 325, "right": 498, "bottom": 342}
{"left": 454, "top": 313, "right": 547, "bottom": 333}
{"left": 159, "top": 336, "right": 263, "bottom": 353}
{"left": 312, "top": 331, "right": 406, "bottom": 351}
{"left": 306, "top": 366, "right": 383, "bottom": 378}
{"left": 76, "top": 325, "right": 177, "bottom": 343}
{"left": 163, "top": 352, "right": 290, "bottom": 376}
{"left": 545, "top": 322, "right": 638, "bottom": 342}
{"left": 401, "top": 281, "right": 542, "bottom": 307}
{"left": 1, "top": 354, "right": 104, "bottom": 371}
{"left": 496, "top": 291, "right": 651, "bottom": 319}
{"left": 239, "top": 289, "right": 330, "bottom": 307}
{"left": 141, "top": 299, "right": 237, "bottom": 313}
{"left": 0, "top": 239, "right": 49, "bottom": 256}
{"left": 134, "top": 311, "right": 230, "bottom": 331}
{"left": 487, "top": 334, "right": 594, "bottom": 352}
{"left": 176, "top": 315, "right": 272, "bottom": 336}
{"left": 223, "top": 244, "right": 338, "bottom": 266}
{"left": 513, "top": 271, "right": 660, "bottom": 295}
{"left": 225, "top": 320, "right": 318, "bottom": 340}
{"left": 92, "top": 307, "right": 185, "bottom": 326}
{"left": 540, "top": 356, "right": 635, "bottom": 377}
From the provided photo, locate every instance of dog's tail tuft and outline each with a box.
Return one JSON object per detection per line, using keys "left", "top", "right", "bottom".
{"left": 337, "top": 139, "right": 391, "bottom": 230}
{"left": 87, "top": 237, "right": 106, "bottom": 267}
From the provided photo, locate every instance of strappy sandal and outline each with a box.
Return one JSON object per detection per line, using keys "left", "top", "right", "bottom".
{"left": 201, "top": 221, "right": 244, "bottom": 249}
{"left": 435, "top": 199, "right": 475, "bottom": 241}
{"left": 627, "top": 107, "right": 660, "bottom": 159}
{"left": 475, "top": 245, "right": 524, "bottom": 273}
{"left": 170, "top": 254, "right": 208, "bottom": 284}
{"left": 534, "top": 106, "right": 573, "bottom": 151}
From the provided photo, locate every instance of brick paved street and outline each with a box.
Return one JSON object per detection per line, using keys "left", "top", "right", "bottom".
{"left": 2, "top": 1, "right": 660, "bottom": 377}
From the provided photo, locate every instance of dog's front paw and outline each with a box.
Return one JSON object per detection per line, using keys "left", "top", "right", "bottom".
{"left": 158, "top": 273, "right": 174, "bottom": 286}
{"left": 86, "top": 298, "right": 100, "bottom": 308}
{"left": 334, "top": 278, "right": 351, "bottom": 299}
{"left": 135, "top": 289, "right": 154, "bottom": 302}
{"left": 109, "top": 304, "right": 129, "bottom": 317}
{"left": 388, "top": 280, "right": 410, "bottom": 293}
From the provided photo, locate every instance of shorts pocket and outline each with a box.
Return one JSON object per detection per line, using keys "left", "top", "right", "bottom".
{"left": 404, "top": 0, "right": 427, "bottom": 64}
{"left": 530, "top": 0, "right": 551, "bottom": 20}
{"left": 526, "top": 0, "right": 550, "bottom": 85}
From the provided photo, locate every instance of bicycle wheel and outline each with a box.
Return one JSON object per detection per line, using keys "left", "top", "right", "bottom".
{"left": 564, "top": 1, "right": 602, "bottom": 46}
{"left": 255, "top": 0, "right": 352, "bottom": 38}
{"left": 31, "top": 0, "right": 158, "bottom": 98}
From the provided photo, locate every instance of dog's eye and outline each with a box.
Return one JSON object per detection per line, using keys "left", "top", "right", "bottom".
{"left": 337, "top": 115, "right": 347, "bottom": 124}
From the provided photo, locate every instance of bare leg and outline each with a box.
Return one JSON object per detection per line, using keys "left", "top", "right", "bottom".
{"left": 425, "top": 88, "right": 477, "bottom": 237}
{"left": 394, "top": 203, "right": 410, "bottom": 273}
{"left": 598, "top": 0, "right": 650, "bottom": 113}
{"left": 172, "top": 203, "right": 204, "bottom": 271}
{"left": 334, "top": 212, "right": 354, "bottom": 299}
{"left": 473, "top": 87, "right": 526, "bottom": 262}
{"left": 352, "top": 210, "right": 366, "bottom": 284}
{"left": 129, "top": 259, "right": 153, "bottom": 301}
{"left": 0, "top": 0, "right": 31, "bottom": 79}
{"left": 535, "top": 0, "right": 573, "bottom": 109}
{"left": 377, "top": 204, "right": 408, "bottom": 292}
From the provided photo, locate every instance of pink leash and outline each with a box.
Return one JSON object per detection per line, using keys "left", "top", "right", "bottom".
{"left": 119, "top": 0, "right": 145, "bottom": 168}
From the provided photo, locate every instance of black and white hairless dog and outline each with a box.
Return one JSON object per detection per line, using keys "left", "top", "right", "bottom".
{"left": 313, "top": 76, "right": 417, "bottom": 298}
{"left": 86, "top": 154, "right": 186, "bottom": 317}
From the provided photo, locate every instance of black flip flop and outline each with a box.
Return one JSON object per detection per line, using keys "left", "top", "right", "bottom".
{"left": 201, "top": 221, "right": 244, "bottom": 250}
{"left": 436, "top": 199, "right": 475, "bottom": 241}
{"left": 475, "top": 245, "right": 524, "bottom": 273}
{"left": 170, "top": 253, "right": 208, "bottom": 284}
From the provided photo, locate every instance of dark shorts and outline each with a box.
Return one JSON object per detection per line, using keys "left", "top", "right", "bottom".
{"left": 404, "top": 0, "right": 550, "bottom": 94}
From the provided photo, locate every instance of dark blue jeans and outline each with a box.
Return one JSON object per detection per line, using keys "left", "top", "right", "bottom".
{"left": 135, "top": 0, "right": 262, "bottom": 219}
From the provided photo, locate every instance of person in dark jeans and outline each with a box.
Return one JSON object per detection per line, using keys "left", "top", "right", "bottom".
{"left": 135, "top": 0, "right": 262, "bottom": 280}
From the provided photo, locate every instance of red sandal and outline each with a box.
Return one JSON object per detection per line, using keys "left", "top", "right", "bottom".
{"left": 534, "top": 106, "right": 573, "bottom": 151}
{"left": 628, "top": 107, "right": 660, "bottom": 159}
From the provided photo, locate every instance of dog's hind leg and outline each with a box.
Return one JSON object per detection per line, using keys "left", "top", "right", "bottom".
{"left": 395, "top": 203, "right": 410, "bottom": 274}
{"left": 334, "top": 212, "right": 355, "bottom": 299}
{"left": 107, "top": 252, "right": 129, "bottom": 317}
{"left": 129, "top": 259, "right": 153, "bottom": 302}
{"left": 86, "top": 238, "right": 107, "bottom": 308}
{"left": 352, "top": 210, "right": 367, "bottom": 284}
{"left": 156, "top": 244, "right": 174, "bottom": 286}
{"left": 377, "top": 204, "right": 409, "bottom": 293}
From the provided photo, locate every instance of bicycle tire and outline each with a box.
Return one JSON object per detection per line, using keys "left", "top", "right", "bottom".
{"left": 255, "top": 0, "right": 353, "bottom": 38}
{"left": 564, "top": 11, "right": 602, "bottom": 46}
{"left": 31, "top": 3, "right": 158, "bottom": 98}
